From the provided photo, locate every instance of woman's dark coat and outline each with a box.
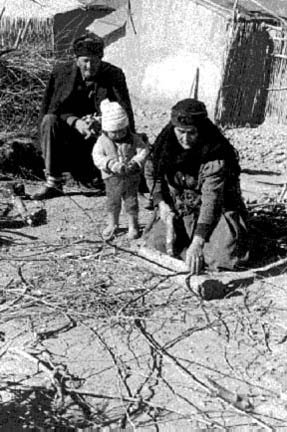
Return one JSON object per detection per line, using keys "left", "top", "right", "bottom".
{"left": 144, "top": 122, "right": 249, "bottom": 269}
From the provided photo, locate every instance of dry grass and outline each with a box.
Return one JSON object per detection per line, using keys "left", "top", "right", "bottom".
{"left": 0, "top": 47, "right": 50, "bottom": 134}
{"left": 0, "top": 45, "right": 72, "bottom": 136}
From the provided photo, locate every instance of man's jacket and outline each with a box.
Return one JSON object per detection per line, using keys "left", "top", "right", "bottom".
{"left": 40, "top": 60, "right": 135, "bottom": 131}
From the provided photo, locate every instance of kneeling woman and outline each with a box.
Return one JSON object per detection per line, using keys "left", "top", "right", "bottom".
{"left": 144, "top": 99, "right": 249, "bottom": 274}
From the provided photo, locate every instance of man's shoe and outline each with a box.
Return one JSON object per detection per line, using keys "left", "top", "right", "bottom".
{"left": 31, "top": 185, "right": 64, "bottom": 200}
{"left": 127, "top": 227, "right": 140, "bottom": 240}
{"left": 78, "top": 179, "right": 105, "bottom": 195}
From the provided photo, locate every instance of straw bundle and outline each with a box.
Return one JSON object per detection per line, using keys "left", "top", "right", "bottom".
{"left": 0, "top": 41, "right": 74, "bottom": 136}
{"left": 0, "top": 48, "right": 55, "bottom": 134}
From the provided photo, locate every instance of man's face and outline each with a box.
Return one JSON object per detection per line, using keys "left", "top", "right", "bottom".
{"left": 76, "top": 55, "right": 102, "bottom": 80}
{"left": 174, "top": 125, "right": 199, "bottom": 150}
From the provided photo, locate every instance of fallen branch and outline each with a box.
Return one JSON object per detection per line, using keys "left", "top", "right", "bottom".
{"left": 1, "top": 183, "right": 47, "bottom": 226}
{"left": 136, "top": 246, "right": 287, "bottom": 299}
{"left": 132, "top": 245, "right": 189, "bottom": 274}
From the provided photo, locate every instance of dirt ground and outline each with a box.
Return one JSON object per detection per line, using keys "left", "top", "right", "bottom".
{"left": 0, "top": 104, "right": 287, "bottom": 431}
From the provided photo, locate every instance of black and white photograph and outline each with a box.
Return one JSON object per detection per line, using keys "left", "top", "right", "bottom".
{"left": 0, "top": 0, "right": 287, "bottom": 430}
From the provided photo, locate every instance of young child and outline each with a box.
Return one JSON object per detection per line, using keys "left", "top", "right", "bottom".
{"left": 92, "top": 100, "right": 149, "bottom": 240}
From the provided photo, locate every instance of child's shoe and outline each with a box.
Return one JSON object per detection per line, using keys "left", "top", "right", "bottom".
{"left": 102, "top": 211, "right": 119, "bottom": 240}
{"left": 127, "top": 214, "right": 140, "bottom": 240}
{"left": 102, "top": 224, "right": 118, "bottom": 241}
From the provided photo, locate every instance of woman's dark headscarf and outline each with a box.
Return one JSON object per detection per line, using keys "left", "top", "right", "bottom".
{"left": 153, "top": 98, "right": 240, "bottom": 179}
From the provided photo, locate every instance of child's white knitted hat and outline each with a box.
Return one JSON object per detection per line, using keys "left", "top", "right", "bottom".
{"left": 100, "top": 99, "right": 129, "bottom": 132}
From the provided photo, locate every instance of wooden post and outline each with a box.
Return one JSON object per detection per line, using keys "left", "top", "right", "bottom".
{"left": 0, "top": 6, "right": 5, "bottom": 21}
{"left": 193, "top": 67, "right": 199, "bottom": 100}
{"left": 189, "top": 67, "right": 199, "bottom": 99}
{"left": 232, "top": 0, "right": 238, "bottom": 20}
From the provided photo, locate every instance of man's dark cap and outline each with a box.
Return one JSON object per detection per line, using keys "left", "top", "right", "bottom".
{"left": 73, "top": 33, "right": 104, "bottom": 57}
{"left": 171, "top": 98, "right": 208, "bottom": 127}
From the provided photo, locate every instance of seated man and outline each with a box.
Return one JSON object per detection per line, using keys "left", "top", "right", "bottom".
{"left": 33, "top": 32, "right": 135, "bottom": 200}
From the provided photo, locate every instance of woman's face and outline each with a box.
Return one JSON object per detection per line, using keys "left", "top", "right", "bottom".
{"left": 174, "top": 125, "right": 199, "bottom": 150}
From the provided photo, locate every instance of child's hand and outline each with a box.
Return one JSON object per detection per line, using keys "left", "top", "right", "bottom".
{"left": 109, "top": 160, "right": 126, "bottom": 175}
{"left": 126, "top": 161, "right": 141, "bottom": 175}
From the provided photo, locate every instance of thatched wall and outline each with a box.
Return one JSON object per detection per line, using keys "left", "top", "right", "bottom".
{"left": 0, "top": 0, "right": 80, "bottom": 19}
{"left": 265, "top": 25, "right": 287, "bottom": 124}
{"left": 0, "top": 0, "right": 127, "bottom": 53}
{"left": 215, "top": 21, "right": 273, "bottom": 126}
{"left": 104, "top": 0, "right": 230, "bottom": 117}
{"left": 0, "top": 0, "right": 78, "bottom": 51}
{"left": 0, "top": 17, "right": 53, "bottom": 51}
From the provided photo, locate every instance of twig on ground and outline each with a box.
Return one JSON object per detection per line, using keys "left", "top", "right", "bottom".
{"left": 160, "top": 373, "right": 225, "bottom": 429}
{"left": 135, "top": 319, "right": 276, "bottom": 431}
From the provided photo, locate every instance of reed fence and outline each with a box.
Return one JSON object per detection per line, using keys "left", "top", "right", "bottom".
{"left": 265, "top": 25, "right": 287, "bottom": 123}
{"left": 215, "top": 20, "right": 273, "bottom": 127}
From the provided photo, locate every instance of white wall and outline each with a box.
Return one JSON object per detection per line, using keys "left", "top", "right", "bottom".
{"left": 104, "top": 0, "right": 229, "bottom": 118}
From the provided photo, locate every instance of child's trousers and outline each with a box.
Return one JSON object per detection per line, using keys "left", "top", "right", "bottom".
{"left": 104, "top": 174, "right": 141, "bottom": 215}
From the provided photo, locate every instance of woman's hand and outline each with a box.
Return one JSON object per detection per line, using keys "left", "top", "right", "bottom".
{"left": 185, "top": 235, "right": 205, "bottom": 275}
{"left": 158, "top": 201, "right": 175, "bottom": 256}
{"left": 158, "top": 201, "right": 174, "bottom": 223}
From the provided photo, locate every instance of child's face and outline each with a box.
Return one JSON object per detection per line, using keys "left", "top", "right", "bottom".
{"left": 106, "top": 127, "right": 128, "bottom": 141}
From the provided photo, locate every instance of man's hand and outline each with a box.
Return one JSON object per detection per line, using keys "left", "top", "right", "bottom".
{"left": 158, "top": 201, "right": 174, "bottom": 223}
{"left": 82, "top": 114, "right": 101, "bottom": 138}
{"left": 75, "top": 118, "right": 92, "bottom": 138}
{"left": 185, "top": 235, "right": 205, "bottom": 275}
